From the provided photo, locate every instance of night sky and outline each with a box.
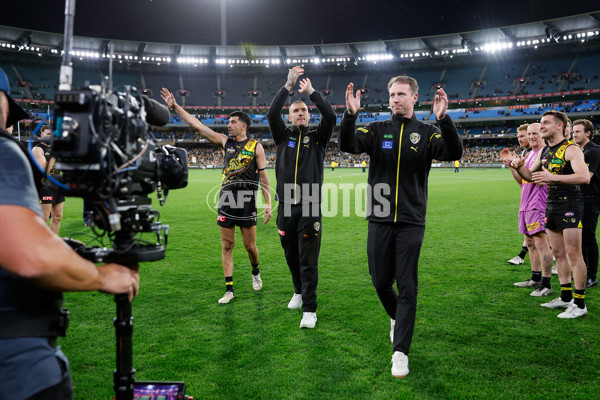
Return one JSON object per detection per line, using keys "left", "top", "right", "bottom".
{"left": 0, "top": 0, "right": 598, "bottom": 46}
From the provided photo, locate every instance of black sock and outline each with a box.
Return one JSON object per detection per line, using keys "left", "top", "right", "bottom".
{"left": 541, "top": 276, "right": 552, "bottom": 289}
{"left": 225, "top": 276, "right": 234, "bottom": 292}
{"left": 560, "top": 283, "right": 573, "bottom": 302}
{"left": 251, "top": 262, "right": 260, "bottom": 276}
{"left": 518, "top": 246, "right": 529, "bottom": 259}
{"left": 531, "top": 271, "right": 542, "bottom": 282}
{"left": 573, "top": 289, "right": 586, "bottom": 309}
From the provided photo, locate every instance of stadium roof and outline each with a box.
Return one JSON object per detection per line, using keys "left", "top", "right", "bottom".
{"left": 0, "top": 4, "right": 598, "bottom": 69}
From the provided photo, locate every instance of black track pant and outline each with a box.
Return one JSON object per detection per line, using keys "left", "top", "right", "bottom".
{"left": 582, "top": 196, "right": 600, "bottom": 280}
{"left": 277, "top": 203, "right": 321, "bottom": 312}
{"left": 367, "top": 221, "right": 425, "bottom": 355}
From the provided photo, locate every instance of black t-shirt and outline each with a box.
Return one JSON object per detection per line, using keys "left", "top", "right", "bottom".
{"left": 582, "top": 141, "right": 600, "bottom": 196}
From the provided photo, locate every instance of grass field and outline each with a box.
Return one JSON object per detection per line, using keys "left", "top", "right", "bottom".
{"left": 57, "top": 168, "right": 599, "bottom": 399}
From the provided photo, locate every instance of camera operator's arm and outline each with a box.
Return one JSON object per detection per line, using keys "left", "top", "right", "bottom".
{"left": 160, "top": 88, "right": 227, "bottom": 149}
{"left": 255, "top": 143, "right": 272, "bottom": 224}
{"left": 0, "top": 205, "right": 140, "bottom": 302}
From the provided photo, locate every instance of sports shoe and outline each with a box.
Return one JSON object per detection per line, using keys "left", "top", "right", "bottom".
{"left": 508, "top": 256, "right": 525, "bottom": 265}
{"left": 514, "top": 279, "right": 541, "bottom": 288}
{"left": 252, "top": 273, "right": 263, "bottom": 291}
{"left": 586, "top": 278, "right": 598, "bottom": 288}
{"left": 391, "top": 351, "right": 409, "bottom": 378}
{"left": 530, "top": 286, "right": 553, "bottom": 297}
{"left": 299, "top": 312, "right": 317, "bottom": 328}
{"left": 218, "top": 291, "right": 235, "bottom": 304}
{"left": 557, "top": 304, "right": 588, "bottom": 319}
{"left": 390, "top": 319, "right": 395, "bottom": 343}
{"left": 541, "top": 297, "right": 573, "bottom": 309}
{"left": 551, "top": 265, "right": 558, "bottom": 275}
{"left": 288, "top": 293, "right": 302, "bottom": 309}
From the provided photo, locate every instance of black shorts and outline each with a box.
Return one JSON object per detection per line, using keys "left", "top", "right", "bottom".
{"left": 545, "top": 200, "right": 584, "bottom": 230}
{"left": 39, "top": 186, "right": 65, "bottom": 204}
{"left": 217, "top": 190, "right": 257, "bottom": 228}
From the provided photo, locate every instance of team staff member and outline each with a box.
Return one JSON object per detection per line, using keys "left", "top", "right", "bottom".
{"left": 340, "top": 77, "right": 462, "bottom": 378}
{"left": 508, "top": 125, "right": 532, "bottom": 266}
{"left": 572, "top": 119, "right": 600, "bottom": 288}
{"left": 266, "top": 66, "right": 336, "bottom": 329}
{"left": 32, "top": 125, "right": 65, "bottom": 235}
{"left": 161, "top": 88, "right": 272, "bottom": 304}
{"left": 0, "top": 67, "right": 139, "bottom": 400}
{"left": 512, "top": 110, "right": 590, "bottom": 318}
{"left": 502, "top": 123, "right": 554, "bottom": 296}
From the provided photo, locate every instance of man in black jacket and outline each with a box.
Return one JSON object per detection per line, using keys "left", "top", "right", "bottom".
{"left": 340, "top": 77, "right": 462, "bottom": 378}
{"left": 267, "top": 66, "right": 336, "bottom": 329}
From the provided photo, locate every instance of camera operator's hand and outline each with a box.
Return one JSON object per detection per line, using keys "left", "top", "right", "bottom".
{"left": 97, "top": 263, "right": 140, "bottom": 303}
{"left": 160, "top": 88, "right": 177, "bottom": 109}
{"left": 263, "top": 204, "right": 272, "bottom": 225}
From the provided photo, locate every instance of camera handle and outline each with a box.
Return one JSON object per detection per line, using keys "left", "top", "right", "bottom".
{"left": 113, "top": 293, "right": 135, "bottom": 400}
{"left": 112, "top": 231, "right": 136, "bottom": 400}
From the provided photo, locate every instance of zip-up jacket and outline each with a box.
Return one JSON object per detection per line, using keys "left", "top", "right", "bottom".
{"left": 267, "top": 87, "right": 336, "bottom": 204}
{"left": 339, "top": 111, "right": 462, "bottom": 225}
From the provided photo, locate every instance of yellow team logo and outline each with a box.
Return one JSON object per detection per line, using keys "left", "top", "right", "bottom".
{"left": 526, "top": 221, "right": 540, "bottom": 231}
{"left": 410, "top": 132, "right": 420, "bottom": 144}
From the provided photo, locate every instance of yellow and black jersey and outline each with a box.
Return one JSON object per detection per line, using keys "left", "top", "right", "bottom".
{"left": 339, "top": 111, "right": 462, "bottom": 225}
{"left": 221, "top": 138, "right": 258, "bottom": 191}
{"left": 540, "top": 139, "right": 582, "bottom": 203}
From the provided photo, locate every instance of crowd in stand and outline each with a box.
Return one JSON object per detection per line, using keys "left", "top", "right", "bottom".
{"left": 182, "top": 142, "right": 506, "bottom": 167}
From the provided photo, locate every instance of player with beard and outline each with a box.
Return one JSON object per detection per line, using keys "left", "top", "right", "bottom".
{"left": 161, "top": 88, "right": 272, "bottom": 304}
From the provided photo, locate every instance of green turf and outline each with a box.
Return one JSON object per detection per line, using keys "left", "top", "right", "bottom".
{"left": 57, "top": 168, "right": 600, "bottom": 399}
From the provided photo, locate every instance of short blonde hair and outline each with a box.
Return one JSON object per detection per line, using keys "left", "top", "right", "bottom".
{"left": 387, "top": 76, "right": 419, "bottom": 95}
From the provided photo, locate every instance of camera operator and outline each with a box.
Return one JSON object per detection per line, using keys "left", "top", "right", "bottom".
{"left": 0, "top": 68, "right": 139, "bottom": 400}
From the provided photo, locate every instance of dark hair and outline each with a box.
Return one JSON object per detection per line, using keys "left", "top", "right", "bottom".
{"left": 229, "top": 111, "right": 251, "bottom": 129}
{"left": 542, "top": 110, "right": 568, "bottom": 135}
{"left": 573, "top": 119, "right": 594, "bottom": 139}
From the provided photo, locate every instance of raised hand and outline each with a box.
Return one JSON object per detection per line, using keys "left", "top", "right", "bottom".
{"left": 285, "top": 66, "right": 304, "bottom": 90}
{"left": 501, "top": 148, "right": 518, "bottom": 167}
{"left": 510, "top": 157, "right": 525, "bottom": 170}
{"left": 432, "top": 87, "right": 448, "bottom": 120}
{"left": 345, "top": 83, "right": 361, "bottom": 115}
{"left": 298, "top": 78, "right": 314, "bottom": 95}
{"left": 160, "top": 87, "right": 177, "bottom": 109}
